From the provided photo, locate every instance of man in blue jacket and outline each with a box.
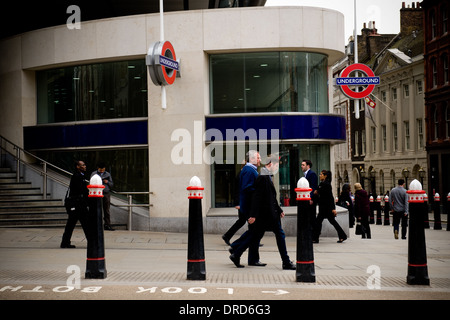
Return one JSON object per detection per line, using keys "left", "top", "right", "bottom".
{"left": 229, "top": 150, "right": 263, "bottom": 268}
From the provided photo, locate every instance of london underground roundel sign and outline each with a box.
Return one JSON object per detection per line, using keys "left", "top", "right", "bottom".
{"left": 146, "top": 41, "right": 180, "bottom": 86}
{"left": 336, "top": 63, "right": 380, "bottom": 99}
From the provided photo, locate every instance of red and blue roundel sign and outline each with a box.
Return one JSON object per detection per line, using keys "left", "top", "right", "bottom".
{"left": 146, "top": 41, "right": 180, "bottom": 86}
{"left": 336, "top": 63, "right": 380, "bottom": 99}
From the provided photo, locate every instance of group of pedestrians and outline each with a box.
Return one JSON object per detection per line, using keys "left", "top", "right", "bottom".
{"left": 223, "top": 153, "right": 348, "bottom": 269}
{"left": 337, "top": 178, "right": 409, "bottom": 240}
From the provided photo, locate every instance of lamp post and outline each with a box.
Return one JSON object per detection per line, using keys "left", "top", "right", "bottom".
{"left": 418, "top": 167, "right": 425, "bottom": 187}
{"left": 402, "top": 167, "right": 410, "bottom": 190}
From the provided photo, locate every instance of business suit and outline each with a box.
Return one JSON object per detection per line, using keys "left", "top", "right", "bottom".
{"left": 231, "top": 167, "right": 294, "bottom": 268}
{"left": 312, "top": 179, "right": 347, "bottom": 242}
{"left": 61, "top": 169, "right": 89, "bottom": 247}
{"left": 250, "top": 168, "right": 292, "bottom": 266}
{"left": 304, "top": 169, "right": 318, "bottom": 200}
{"left": 230, "top": 163, "right": 261, "bottom": 264}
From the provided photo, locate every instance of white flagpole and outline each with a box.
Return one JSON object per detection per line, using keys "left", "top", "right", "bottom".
{"left": 160, "top": 0, "right": 167, "bottom": 110}
{"left": 354, "top": 0, "right": 360, "bottom": 119}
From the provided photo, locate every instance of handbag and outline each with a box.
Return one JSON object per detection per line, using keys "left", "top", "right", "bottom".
{"left": 64, "top": 187, "right": 77, "bottom": 212}
{"left": 355, "top": 222, "right": 362, "bottom": 235}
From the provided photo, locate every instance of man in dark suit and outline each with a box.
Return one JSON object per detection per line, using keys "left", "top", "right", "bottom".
{"left": 230, "top": 154, "right": 295, "bottom": 270}
{"left": 301, "top": 159, "right": 318, "bottom": 202}
{"left": 61, "top": 160, "right": 90, "bottom": 248}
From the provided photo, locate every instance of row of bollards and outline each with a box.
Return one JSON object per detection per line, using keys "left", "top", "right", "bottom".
{"left": 367, "top": 192, "right": 448, "bottom": 230}
{"left": 78, "top": 175, "right": 438, "bottom": 286}
{"left": 184, "top": 176, "right": 433, "bottom": 285}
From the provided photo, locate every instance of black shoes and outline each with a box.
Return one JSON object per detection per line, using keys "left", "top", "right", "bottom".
{"left": 249, "top": 261, "right": 267, "bottom": 267}
{"left": 60, "top": 243, "right": 76, "bottom": 248}
{"left": 222, "top": 235, "right": 231, "bottom": 246}
{"left": 337, "top": 237, "right": 347, "bottom": 243}
{"left": 104, "top": 225, "right": 115, "bottom": 231}
{"left": 229, "top": 254, "right": 245, "bottom": 268}
{"left": 282, "top": 261, "right": 296, "bottom": 270}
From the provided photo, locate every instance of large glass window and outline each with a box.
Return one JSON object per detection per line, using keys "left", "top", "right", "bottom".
{"left": 212, "top": 143, "right": 329, "bottom": 208}
{"left": 210, "top": 52, "right": 328, "bottom": 114}
{"left": 37, "top": 59, "right": 147, "bottom": 124}
{"left": 36, "top": 148, "right": 149, "bottom": 203}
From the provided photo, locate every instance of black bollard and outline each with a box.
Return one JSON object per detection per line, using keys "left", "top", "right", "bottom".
{"left": 433, "top": 193, "right": 442, "bottom": 230}
{"left": 85, "top": 174, "right": 107, "bottom": 279}
{"left": 376, "top": 196, "right": 382, "bottom": 225}
{"left": 186, "top": 176, "right": 206, "bottom": 281}
{"left": 295, "top": 178, "right": 315, "bottom": 283}
{"left": 406, "top": 180, "right": 429, "bottom": 285}
{"left": 383, "top": 195, "right": 390, "bottom": 225}
{"left": 423, "top": 194, "right": 430, "bottom": 229}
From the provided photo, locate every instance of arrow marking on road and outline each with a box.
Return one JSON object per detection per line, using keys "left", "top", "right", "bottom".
{"left": 261, "top": 289, "right": 289, "bottom": 295}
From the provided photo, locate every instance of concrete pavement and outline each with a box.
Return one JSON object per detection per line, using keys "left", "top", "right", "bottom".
{"left": 0, "top": 222, "right": 449, "bottom": 301}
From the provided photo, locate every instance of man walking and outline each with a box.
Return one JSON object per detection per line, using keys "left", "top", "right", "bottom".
{"left": 61, "top": 160, "right": 89, "bottom": 248}
{"left": 389, "top": 179, "right": 409, "bottom": 239}
{"left": 230, "top": 154, "right": 295, "bottom": 270}
{"left": 91, "top": 162, "right": 114, "bottom": 231}
{"left": 229, "top": 150, "right": 263, "bottom": 267}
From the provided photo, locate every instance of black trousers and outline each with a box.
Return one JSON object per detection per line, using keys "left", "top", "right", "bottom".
{"left": 393, "top": 211, "right": 408, "bottom": 238}
{"left": 223, "top": 209, "right": 246, "bottom": 241}
{"left": 61, "top": 207, "right": 89, "bottom": 245}
{"left": 313, "top": 211, "right": 347, "bottom": 241}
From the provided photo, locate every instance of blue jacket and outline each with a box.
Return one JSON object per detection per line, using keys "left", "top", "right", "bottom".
{"left": 239, "top": 163, "right": 258, "bottom": 217}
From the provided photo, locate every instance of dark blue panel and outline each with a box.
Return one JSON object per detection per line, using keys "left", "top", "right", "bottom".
{"left": 24, "top": 120, "right": 148, "bottom": 150}
{"left": 205, "top": 116, "right": 282, "bottom": 141}
{"left": 318, "top": 116, "right": 346, "bottom": 140}
{"left": 205, "top": 114, "right": 346, "bottom": 142}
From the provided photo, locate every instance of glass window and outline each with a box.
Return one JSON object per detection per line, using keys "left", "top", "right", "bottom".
{"left": 37, "top": 59, "right": 148, "bottom": 124}
{"left": 210, "top": 52, "right": 328, "bottom": 114}
{"left": 393, "top": 123, "right": 398, "bottom": 151}
{"left": 382, "top": 125, "right": 387, "bottom": 152}
{"left": 417, "top": 118, "right": 424, "bottom": 149}
{"left": 211, "top": 143, "right": 329, "bottom": 208}
{"left": 371, "top": 127, "right": 376, "bottom": 153}
{"left": 404, "top": 121, "right": 410, "bottom": 150}
{"left": 36, "top": 148, "right": 149, "bottom": 203}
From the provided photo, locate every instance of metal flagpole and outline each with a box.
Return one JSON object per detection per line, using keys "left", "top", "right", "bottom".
{"left": 354, "top": 0, "right": 360, "bottom": 119}
{"left": 160, "top": 0, "right": 167, "bottom": 110}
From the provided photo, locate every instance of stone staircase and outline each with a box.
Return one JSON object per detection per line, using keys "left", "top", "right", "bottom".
{"left": 0, "top": 167, "right": 68, "bottom": 228}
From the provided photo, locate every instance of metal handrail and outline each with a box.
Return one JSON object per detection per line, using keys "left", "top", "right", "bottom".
{"left": 111, "top": 191, "right": 153, "bottom": 231}
{"left": 0, "top": 134, "right": 152, "bottom": 230}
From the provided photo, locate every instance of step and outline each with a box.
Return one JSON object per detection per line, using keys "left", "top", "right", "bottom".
{"left": 0, "top": 188, "right": 42, "bottom": 195}
{"left": 0, "top": 168, "right": 12, "bottom": 173}
{"left": 0, "top": 172, "right": 16, "bottom": 179}
{"left": 0, "top": 198, "right": 63, "bottom": 208}
{"left": 0, "top": 217, "right": 69, "bottom": 226}
{"left": 0, "top": 193, "right": 51, "bottom": 200}
{"left": 0, "top": 211, "right": 68, "bottom": 220}
{"left": 0, "top": 198, "right": 63, "bottom": 207}
{"left": 0, "top": 206, "right": 66, "bottom": 213}
{"left": 0, "top": 182, "right": 33, "bottom": 189}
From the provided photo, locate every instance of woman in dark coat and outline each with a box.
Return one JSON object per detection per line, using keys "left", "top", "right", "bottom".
{"left": 354, "top": 182, "right": 371, "bottom": 239}
{"left": 312, "top": 170, "right": 347, "bottom": 243}
{"left": 338, "top": 183, "right": 355, "bottom": 228}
